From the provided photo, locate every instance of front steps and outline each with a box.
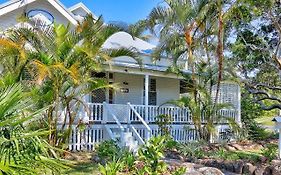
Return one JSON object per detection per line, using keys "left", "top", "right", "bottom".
{"left": 106, "top": 125, "right": 141, "bottom": 153}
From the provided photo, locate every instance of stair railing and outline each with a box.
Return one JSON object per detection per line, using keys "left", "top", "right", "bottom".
{"left": 128, "top": 102, "right": 152, "bottom": 141}
{"left": 103, "top": 102, "right": 125, "bottom": 145}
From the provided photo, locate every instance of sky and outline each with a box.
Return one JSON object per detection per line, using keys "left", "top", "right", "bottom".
{"left": 67, "top": 0, "right": 162, "bottom": 24}
{"left": 0, "top": 0, "right": 162, "bottom": 24}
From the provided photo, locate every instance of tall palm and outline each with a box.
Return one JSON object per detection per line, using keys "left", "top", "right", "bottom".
{"left": 134, "top": 0, "right": 210, "bottom": 102}
{"left": 0, "top": 84, "right": 67, "bottom": 175}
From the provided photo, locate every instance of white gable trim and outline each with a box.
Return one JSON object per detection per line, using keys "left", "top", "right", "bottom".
{"left": 48, "top": 0, "right": 77, "bottom": 25}
{"left": 0, "top": 0, "right": 77, "bottom": 25}
{"left": 69, "top": 2, "right": 91, "bottom": 14}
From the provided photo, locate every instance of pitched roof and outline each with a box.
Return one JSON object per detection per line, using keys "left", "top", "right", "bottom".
{"left": 103, "top": 32, "right": 156, "bottom": 54}
{"left": 0, "top": 0, "right": 77, "bottom": 25}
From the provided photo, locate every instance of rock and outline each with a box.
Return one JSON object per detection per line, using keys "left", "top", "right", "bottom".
{"left": 260, "top": 156, "right": 268, "bottom": 163}
{"left": 242, "top": 163, "right": 256, "bottom": 175}
{"left": 204, "top": 159, "right": 220, "bottom": 168}
{"left": 271, "top": 159, "right": 281, "bottom": 165}
{"left": 254, "top": 166, "right": 267, "bottom": 175}
{"left": 198, "top": 167, "right": 224, "bottom": 175}
{"left": 270, "top": 165, "right": 281, "bottom": 175}
{"left": 184, "top": 171, "right": 203, "bottom": 175}
{"left": 263, "top": 166, "right": 272, "bottom": 175}
{"left": 222, "top": 161, "right": 234, "bottom": 172}
{"left": 224, "top": 145, "right": 237, "bottom": 151}
{"left": 232, "top": 161, "right": 244, "bottom": 174}
{"left": 230, "top": 143, "right": 243, "bottom": 151}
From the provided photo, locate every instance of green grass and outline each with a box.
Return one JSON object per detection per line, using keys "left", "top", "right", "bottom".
{"left": 255, "top": 115, "right": 275, "bottom": 127}
{"left": 62, "top": 162, "right": 99, "bottom": 175}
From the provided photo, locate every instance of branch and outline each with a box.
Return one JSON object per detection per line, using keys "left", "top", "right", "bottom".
{"left": 255, "top": 100, "right": 281, "bottom": 110}
{"left": 255, "top": 83, "right": 281, "bottom": 91}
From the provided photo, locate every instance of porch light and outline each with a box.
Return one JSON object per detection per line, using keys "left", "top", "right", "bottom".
{"left": 272, "top": 116, "right": 281, "bottom": 159}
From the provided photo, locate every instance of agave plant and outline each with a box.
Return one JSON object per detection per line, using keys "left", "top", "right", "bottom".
{"left": 0, "top": 84, "right": 68, "bottom": 175}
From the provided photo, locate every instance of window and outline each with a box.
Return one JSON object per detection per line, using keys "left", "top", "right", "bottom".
{"left": 91, "top": 72, "right": 107, "bottom": 103}
{"left": 143, "top": 78, "right": 157, "bottom": 105}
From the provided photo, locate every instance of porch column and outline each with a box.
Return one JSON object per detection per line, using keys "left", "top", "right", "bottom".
{"left": 145, "top": 74, "right": 149, "bottom": 121}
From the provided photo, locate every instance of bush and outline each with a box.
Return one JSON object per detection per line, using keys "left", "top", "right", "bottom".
{"left": 246, "top": 121, "right": 272, "bottom": 141}
{"left": 137, "top": 136, "right": 167, "bottom": 174}
{"left": 98, "top": 158, "right": 123, "bottom": 175}
{"left": 119, "top": 149, "right": 135, "bottom": 172}
{"left": 95, "top": 140, "right": 119, "bottom": 162}
{"left": 261, "top": 143, "right": 278, "bottom": 162}
{"left": 178, "top": 141, "right": 206, "bottom": 160}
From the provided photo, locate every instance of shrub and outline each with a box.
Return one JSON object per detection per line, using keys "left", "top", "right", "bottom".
{"left": 119, "top": 149, "right": 135, "bottom": 172}
{"left": 136, "top": 136, "right": 168, "bottom": 174}
{"left": 261, "top": 143, "right": 278, "bottom": 162}
{"left": 98, "top": 158, "right": 123, "bottom": 175}
{"left": 155, "top": 114, "right": 172, "bottom": 136}
{"left": 172, "top": 167, "right": 187, "bottom": 175}
{"left": 95, "top": 140, "right": 119, "bottom": 162}
{"left": 245, "top": 121, "right": 271, "bottom": 141}
{"left": 178, "top": 141, "right": 206, "bottom": 160}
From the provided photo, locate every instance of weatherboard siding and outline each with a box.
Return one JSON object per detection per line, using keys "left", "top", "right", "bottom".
{"left": 113, "top": 73, "right": 180, "bottom": 105}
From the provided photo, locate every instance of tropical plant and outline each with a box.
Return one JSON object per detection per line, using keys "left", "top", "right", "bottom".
{"left": 95, "top": 140, "right": 120, "bottom": 162}
{"left": 178, "top": 141, "right": 206, "bottom": 160}
{"left": 0, "top": 84, "right": 68, "bottom": 175}
{"left": 167, "top": 61, "right": 238, "bottom": 142}
{"left": 0, "top": 15, "right": 138, "bottom": 148}
{"left": 98, "top": 157, "right": 123, "bottom": 175}
{"left": 261, "top": 143, "right": 278, "bottom": 162}
{"left": 136, "top": 136, "right": 167, "bottom": 174}
{"left": 155, "top": 114, "right": 172, "bottom": 136}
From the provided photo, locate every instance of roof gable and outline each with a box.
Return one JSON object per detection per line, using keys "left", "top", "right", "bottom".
{"left": 0, "top": 0, "right": 77, "bottom": 25}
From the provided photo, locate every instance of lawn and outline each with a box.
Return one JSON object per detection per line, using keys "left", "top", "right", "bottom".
{"left": 255, "top": 115, "right": 275, "bottom": 127}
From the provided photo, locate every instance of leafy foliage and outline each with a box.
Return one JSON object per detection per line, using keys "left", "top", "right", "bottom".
{"left": 178, "top": 141, "right": 206, "bottom": 160}
{"left": 95, "top": 140, "right": 120, "bottom": 162}
{"left": 137, "top": 136, "right": 168, "bottom": 174}
{"left": 261, "top": 143, "right": 278, "bottom": 162}
{"left": 0, "top": 84, "right": 67, "bottom": 174}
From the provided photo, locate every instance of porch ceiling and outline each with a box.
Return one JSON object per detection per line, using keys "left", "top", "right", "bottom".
{"left": 104, "top": 63, "right": 190, "bottom": 79}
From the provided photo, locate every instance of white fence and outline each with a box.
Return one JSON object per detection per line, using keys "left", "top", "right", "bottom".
{"left": 68, "top": 124, "right": 232, "bottom": 151}
{"left": 66, "top": 102, "right": 239, "bottom": 151}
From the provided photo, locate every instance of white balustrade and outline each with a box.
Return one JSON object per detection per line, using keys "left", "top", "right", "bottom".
{"left": 86, "top": 103, "right": 237, "bottom": 124}
{"left": 130, "top": 104, "right": 191, "bottom": 123}
{"left": 88, "top": 103, "right": 103, "bottom": 122}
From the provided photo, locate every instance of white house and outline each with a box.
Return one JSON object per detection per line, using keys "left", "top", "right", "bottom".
{"left": 0, "top": 0, "right": 241, "bottom": 151}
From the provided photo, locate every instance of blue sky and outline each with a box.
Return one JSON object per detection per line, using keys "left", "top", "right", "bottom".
{"left": 0, "top": 0, "right": 162, "bottom": 24}
{"left": 65, "top": 0, "right": 162, "bottom": 23}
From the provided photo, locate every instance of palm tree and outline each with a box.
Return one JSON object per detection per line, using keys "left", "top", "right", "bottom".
{"left": 167, "top": 61, "right": 238, "bottom": 142}
{"left": 133, "top": 0, "right": 212, "bottom": 103}
{"left": 0, "top": 84, "right": 67, "bottom": 175}
{"left": 0, "top": 15, "right": 138, "bottom": 147}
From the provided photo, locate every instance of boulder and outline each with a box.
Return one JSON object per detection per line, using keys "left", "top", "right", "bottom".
{"left": 221, "top": 161, "right": 234, "bottom": 172}
{"left": 271, "top": 159, "right": 281, "bottom": 165}
{"left": 254, "top": 166, "right": 267, "bottom": 175}
{"left": 263, "top": 166, "right": 272, "bottom": 175}
{"left": 232, "top": 161, "right": 244, "bottom": 174}
{"left": 184, "top": 170, "right": 203, "bottom": 175}
{"left": 270, "top": 165, "right": 281, "bottom": 175}
{"left": 242, "top": 163, "right": 256, "bottom": 175}
{"left": 198, "top": 167, "right": 224, "bottom": 175}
